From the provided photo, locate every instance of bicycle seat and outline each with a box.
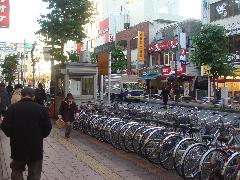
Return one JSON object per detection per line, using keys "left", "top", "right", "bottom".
{"left": 217, "top": 136, "right": 229, "bottom": 143}
{"left": 202, "top": 135, "right": 214, "bottom": 141}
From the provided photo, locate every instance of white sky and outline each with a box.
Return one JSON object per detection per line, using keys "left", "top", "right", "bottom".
{"left": 0, "top": 0, "right": 201, "bottom": 43}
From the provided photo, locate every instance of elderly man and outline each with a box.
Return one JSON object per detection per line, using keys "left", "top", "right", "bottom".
{"left": 0, "top": 88, "right": 52, "bottom": 180}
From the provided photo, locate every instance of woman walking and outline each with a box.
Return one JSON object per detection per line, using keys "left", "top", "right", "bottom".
{"left": 58, "top": 93, "right": 78, "bottom": 138}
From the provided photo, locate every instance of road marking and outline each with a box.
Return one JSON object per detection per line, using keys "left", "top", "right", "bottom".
{"left": 51, "top": 129, "right": 123, "bottom": 180}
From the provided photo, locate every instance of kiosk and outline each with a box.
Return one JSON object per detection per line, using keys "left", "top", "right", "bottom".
{"left": 52, "top": 62, "right": 98, "bottom": 115}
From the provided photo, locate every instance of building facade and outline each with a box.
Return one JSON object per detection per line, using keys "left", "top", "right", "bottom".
{"left": 208, "top": 0, "right": 240, "bottom": 97}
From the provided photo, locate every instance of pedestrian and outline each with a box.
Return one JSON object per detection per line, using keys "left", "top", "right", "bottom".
{"left": 6, "top": 82, "right": 14, "bottom": 99}
{"left": 0, "top": 88, "right": 52, "bottom": 180}
{"left": 0, "top": 82, "right": 10, "bottom": 118}
{"left": 161, "top": 87, "right": 170, "bottom": 109}
{"left": 35, "top": 83, "right": 47, "bottom": 106}
{"left": 58, "top": 93, "right": 78, "bottom": 138}
{"left": 11, "top": 84, "right": 23, "bottom": 104}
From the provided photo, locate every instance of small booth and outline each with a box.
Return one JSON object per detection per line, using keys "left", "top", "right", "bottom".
{"left": 52, "top": 62, "right": 98, "bottom": 115}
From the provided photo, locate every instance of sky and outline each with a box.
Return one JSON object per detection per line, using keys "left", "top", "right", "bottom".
{"left": 0, "top": 0, "right": 202, "bottom": 43}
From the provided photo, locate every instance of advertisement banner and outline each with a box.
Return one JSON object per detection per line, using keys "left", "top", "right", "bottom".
{"left": 98, "top": 18, "right": 109, "bottom": 44}
{"left": 138, "top": 31, "right": 144, "bottom": 63}
{"left": 0, "top": 0, "right": 10, "bottom": 28}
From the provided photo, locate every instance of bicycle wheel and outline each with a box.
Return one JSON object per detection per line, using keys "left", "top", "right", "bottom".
{"left": 132, "top": 127, "right": 155, "bottom": 154}
{"left": 159, "top": 134, "right": 183, "bottom": 170}
{"left": 199, "top": 148, "right": 227, "bottom": 180}
{"left": 118, "top": 122, "right": 138, "bottom": 152}
{"left": 172, "top": 138, "right": 197, "bottom": 177}
{"left": 140, "top": 127, "right": 166, "bottom": 161}
{"left": 181, "top": 143, "right": 208, "bottom": 179}
{"left": 110, "top": 121, "right": 126, "bottom": 149}
{"left": 124, "top": 125, "right": 145, "bottom": 152}
{"left": 222, "top": 152, "right": 240, "bottom": 180}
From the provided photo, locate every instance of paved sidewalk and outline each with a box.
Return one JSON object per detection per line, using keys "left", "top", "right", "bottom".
{"left": 143, "top": 98, "right": 240, "bottom": 113}
{"left": 0, "top": 124, "right": 180, "bottom": 180}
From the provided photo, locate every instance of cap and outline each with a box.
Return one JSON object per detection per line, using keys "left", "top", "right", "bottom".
{"left": 21, "top": 87, "right": 35, "bottom": 97}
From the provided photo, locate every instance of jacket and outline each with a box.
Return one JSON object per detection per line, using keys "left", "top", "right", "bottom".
{"left": 0, "top": 98, "right": 52, "bottom": 161}
{"left": 59, "top": 100, "right": 77, "bottom": 122}
{"left": 0, "top": 87, "right": 9, "bottom": 112}
{"left": 11, "top": 88, "right": 22, "bottom": 104}
{"left": 35, "top": 88, "right": 47, "bottom": 105}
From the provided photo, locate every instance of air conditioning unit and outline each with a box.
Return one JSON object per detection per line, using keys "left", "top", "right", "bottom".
{"left": 124, "top": 23, "right": 130, "bottom": 29}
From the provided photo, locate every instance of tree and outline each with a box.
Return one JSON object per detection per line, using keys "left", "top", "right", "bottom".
{"left": 110, "top": 46, "right": 128, "bottom": 74}
{"left": 1, "top": 54, "right": 19, "bottom": 83}
{"left": 37, "top": 0, "right": 94, "bottom": 62}
{"left": 191, "top": 24, "right": 234, "bottom": 98}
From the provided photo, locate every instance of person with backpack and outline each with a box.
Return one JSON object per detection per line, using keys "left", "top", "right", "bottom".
{"left": 35, "top": 83, "right": 47, "bottom": 106}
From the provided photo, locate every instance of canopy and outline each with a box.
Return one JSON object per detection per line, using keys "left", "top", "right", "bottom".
{"left": 141, "top": 73, "right": 160, "bottom": 80}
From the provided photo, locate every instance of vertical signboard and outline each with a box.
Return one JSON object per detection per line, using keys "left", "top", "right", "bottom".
{"left": 179, "top": 33, "right": 186, "bottom": 64}
{"left": 201, "top": 0, "right": 209, "bottom": 24}
{"left": 0, "top": 0, "right": 10, "bottom": 28}
{"left": 138, "top": 31, "right": 144, "bottom": 63}
{"left": 98, "top": 52, "right": 109, "bottom": 75}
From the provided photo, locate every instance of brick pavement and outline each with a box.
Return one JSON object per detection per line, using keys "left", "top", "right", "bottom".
{"left": 0, "top": 124, "right": 181, "bottom": 180}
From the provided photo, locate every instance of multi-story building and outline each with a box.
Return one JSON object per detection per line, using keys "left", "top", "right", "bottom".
{"left": 206, "top": 0, "right": 240, "bottom": 97}
{"left": 81, "top": 0, "right": 182, "bottom": 64}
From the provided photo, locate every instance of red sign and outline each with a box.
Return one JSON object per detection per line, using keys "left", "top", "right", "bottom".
{"left": 147, "top": 39, "right": 178, "bottom": 53}
{"left": 0, "top": 0, "right": 10, "bottom": 28}
{"left": 161, "top": 67, "right": 172, "bottom": 75}
{"left": 99, "top": 18, "right": 109, "bottom": 43}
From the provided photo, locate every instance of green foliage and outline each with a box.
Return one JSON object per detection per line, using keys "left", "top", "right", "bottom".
{"left": 50, "top": 48, "right": 68, "bottom": 63}
{"left": 90, "top": 52, "right": 98, "bottom": 64}
{"left": 191, "top": 24, "right": 234, "bottom": 78}
{"left": 1, "top": 54, "right": 19, "bottom": 82}
{"left": 37, "top": 0, "right": 93, "bottom": 62}
{"left": 110, "top": 46, "right": 128, "bottom": 74}
{"left": 67, "top": 50, "right": 79, "bottom": 62}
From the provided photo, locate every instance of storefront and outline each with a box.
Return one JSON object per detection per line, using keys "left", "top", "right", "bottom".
{"left": 144, "top": 20, "right": 201, "bottom": 97}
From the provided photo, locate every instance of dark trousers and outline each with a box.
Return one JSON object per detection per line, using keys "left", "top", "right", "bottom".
{"left": 65, "top": 121, "right": 72, "bottom": 137}
{"left": 10, "top": 159, "right": 42, "bottom": 180}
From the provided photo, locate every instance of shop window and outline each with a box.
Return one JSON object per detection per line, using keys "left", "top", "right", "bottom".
{"left": 82, "top": 77, "right": 94, "bottom": 95}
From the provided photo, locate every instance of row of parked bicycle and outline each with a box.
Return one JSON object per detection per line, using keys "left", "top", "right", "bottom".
{"left": 73, "top": 103, "right": 240, "bottom": 179}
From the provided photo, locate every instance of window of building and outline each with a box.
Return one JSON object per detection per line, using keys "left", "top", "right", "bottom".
{"left": 234, "top": 0, "right": 240, "bottom": 15}
{"left": 164, "top": 53, "right": 169, "bottom": 64}
{"left": 82, "top": 77, "right": 94, "bottom": 95}
{"left": 160, "top": 53, "right": 164, "bottom": 65}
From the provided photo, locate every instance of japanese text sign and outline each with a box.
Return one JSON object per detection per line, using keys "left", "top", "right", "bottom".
{"left": 138, "top": 31, "right": 144, "bottom": 63}
{"left": 0, "top": 0, "right": 9, "bottom": 28}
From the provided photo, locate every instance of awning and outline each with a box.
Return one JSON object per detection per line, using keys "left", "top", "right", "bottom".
{"left": 141, "top": 73, "right": 160, "bottom": 80}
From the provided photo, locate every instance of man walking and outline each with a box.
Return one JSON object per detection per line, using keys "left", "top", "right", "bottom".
{"left": 35, "top": 83, "right": 47, "bottom": 106}
{"left": 0, "top": 88, "right": 52, "bottom": 180}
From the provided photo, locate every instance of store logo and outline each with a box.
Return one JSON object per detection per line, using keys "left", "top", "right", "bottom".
{"left": 216, "top": 2, "right": 228, "bottom": 17}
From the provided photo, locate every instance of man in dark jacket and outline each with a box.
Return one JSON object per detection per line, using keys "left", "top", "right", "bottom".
{"left": 0, "top": 82, "right": 10, "bottom": 117}
{"left": 35, "top": 83, "right": 47, "bottom": 106}
{"left": 0, "top": 88, "right": 52, "bottom": 180}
